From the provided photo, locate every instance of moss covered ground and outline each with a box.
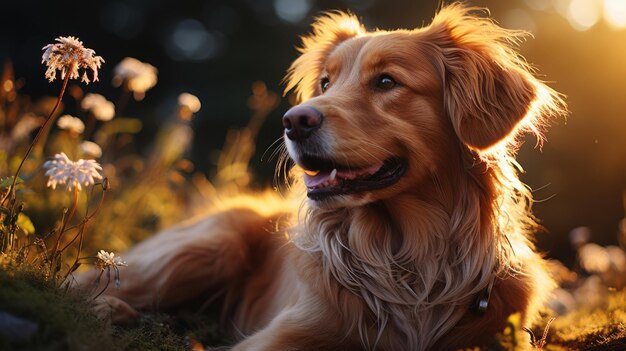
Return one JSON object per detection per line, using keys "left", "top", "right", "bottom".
{"left": 2, "top": 265, "right": 626, "bottom": 351}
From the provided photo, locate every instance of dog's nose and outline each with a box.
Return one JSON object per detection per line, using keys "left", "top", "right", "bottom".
{"left": 282, "top": 106, "right": 323, "bottom": 141}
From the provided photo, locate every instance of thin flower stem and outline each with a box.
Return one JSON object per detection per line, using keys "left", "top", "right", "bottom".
{"left": 92, "top": 268, "right": 111, "bottom": 301}
{"left": 60, "top": 184, "right": 105, "bottom": 253}
{"left": 60, "top": 223, "right": 85, "bottom": 258}
{"left": 49, "top": 186, "right": 79, "bottom": 276}
{"left": 1, "top": 73, "right": 71, "bottom": 206}
{"left": 63, "top": 182, "right": 106, "bottom": 232}
{"left": 61, "top": 225, "right": 84, "bottom": 282}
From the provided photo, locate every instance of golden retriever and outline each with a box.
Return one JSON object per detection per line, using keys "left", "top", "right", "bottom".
{"left": 78, "top": 3, "right": 566, "bottom": 350}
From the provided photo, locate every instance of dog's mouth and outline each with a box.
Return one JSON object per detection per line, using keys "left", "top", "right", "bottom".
{"left": 297, "top": 155, "right": 407, "bottom": 200}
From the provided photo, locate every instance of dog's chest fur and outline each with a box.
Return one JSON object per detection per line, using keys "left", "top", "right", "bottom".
{"left": 294, "top": 201, "right": 498, "bottom": 350}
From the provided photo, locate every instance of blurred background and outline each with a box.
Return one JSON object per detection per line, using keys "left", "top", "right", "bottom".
{"left": 0, "top": 0, "right": 624, "bottom": 264}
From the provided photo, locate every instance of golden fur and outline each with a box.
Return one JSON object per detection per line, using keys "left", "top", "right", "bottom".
{"left": 77, "top": 4, "right": 566, "bottom": 350}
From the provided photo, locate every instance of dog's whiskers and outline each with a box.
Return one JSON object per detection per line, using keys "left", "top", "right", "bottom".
{"left": 262, "top": 137, "right": 287, "bottom": 162}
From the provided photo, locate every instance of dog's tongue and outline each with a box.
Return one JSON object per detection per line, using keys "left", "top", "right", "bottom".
{"left": 303, "top": 163, "right": 383, "bottom": 188}
{"left": 304, "top": 169, "right": 335, "bottom": 188}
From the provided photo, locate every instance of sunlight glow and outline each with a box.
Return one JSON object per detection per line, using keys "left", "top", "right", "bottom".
{"left": 604, "top": 0, "right": 626, "bottom": 29}
{"left": 552, "top": 0, "right": 572, "bottom": 17}
{"left": 527, "top": 0, "right": 626, "bottom": 31}
{"left": 566, "top": 0, "right": 601, "bottom": 31}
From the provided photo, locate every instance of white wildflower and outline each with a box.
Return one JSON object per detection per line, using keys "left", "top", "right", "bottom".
{"left": 96, "top": 250, "right": 127, "bottom": 289}
{"left": 43, "top": 152, "right": 103, "bottom": 191}
{"left": 112, "top": 57, "right": 158, "bottom": 100}
{"left": 178, "top": 93, "right": 201, "bottom": 113}
{"left": 81, "top": 93, "right": 115, "bottom": 121}
{"left": 97, "top": 250, "right": 127, "bottom": 268}
{"left": 80, "top": 141, "right": 103, "bottom": 158}
{"left": 56, "top": 115, "right": 85, "bottom": 134}
{"left": 41, "top": 36, "right": 104, "bottom": 84}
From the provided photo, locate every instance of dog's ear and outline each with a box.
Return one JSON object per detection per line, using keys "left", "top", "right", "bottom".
{"left": 428, "top": 4, "right": 565, "bottom": 151}
{"left": 284, "top": 12, "right": 365, "bottom": 103}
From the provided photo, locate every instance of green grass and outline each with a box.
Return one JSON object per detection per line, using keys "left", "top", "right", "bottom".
{"left": 3, "top": 266, "right": 626, "bottom": 350}
{"left": 0, "top": 268, "right": 227, "bottom": 351}
{"left": 0, "top": 267, "right": 119, "bottom": 350}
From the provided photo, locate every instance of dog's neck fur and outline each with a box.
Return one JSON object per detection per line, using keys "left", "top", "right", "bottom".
{"left": 293, "top": 152, "right": 523, "bottom": 350}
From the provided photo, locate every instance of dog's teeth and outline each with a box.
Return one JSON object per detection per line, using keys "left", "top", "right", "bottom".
{"left": 329, "top": 169, "right": 337, "bottom": 182}
{"left": 304, "top": 170, "right": 320, "bottom": 176}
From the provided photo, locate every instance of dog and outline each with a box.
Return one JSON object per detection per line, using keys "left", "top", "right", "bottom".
{"left": 78, "top": 3, "right": 566, "bottom": 350}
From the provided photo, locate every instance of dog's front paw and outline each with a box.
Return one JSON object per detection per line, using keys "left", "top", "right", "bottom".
{"left": 92, "top": 295, "right": 139, "bottom": 325}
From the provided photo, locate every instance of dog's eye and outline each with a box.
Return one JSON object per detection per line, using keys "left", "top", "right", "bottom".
{"left": 320, "top": 77, "right": 330, "bottom": 93}
{"left": 376, "top": 74, "right": 396, "bottom": 90}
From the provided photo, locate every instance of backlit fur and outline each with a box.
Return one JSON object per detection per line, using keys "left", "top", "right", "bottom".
{"left": 77, "top": 4, "right": 566, "bottom": 350}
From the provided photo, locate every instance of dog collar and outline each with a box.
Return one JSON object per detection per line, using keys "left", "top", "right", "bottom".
{"left": 472, "top": 277, "right": 495, "bottom": 314}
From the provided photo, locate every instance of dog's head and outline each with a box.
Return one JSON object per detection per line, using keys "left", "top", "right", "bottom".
{"left": 283, "top": 4, "right": 564, "bottom": 207}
